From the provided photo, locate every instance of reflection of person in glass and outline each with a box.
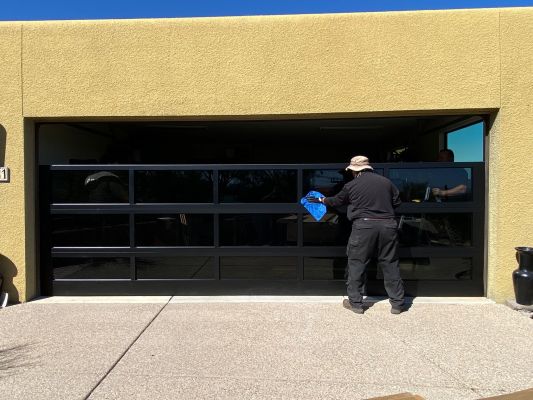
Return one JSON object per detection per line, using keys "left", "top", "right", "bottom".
{"left": 431, "top": 149, "right": 467, "bottom": 201}
{"left": 307, "top": 156, "right": 405, "bottom": 315}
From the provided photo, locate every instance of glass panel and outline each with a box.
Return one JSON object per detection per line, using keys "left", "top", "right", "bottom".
{"left": 135, "top": 214, "right": 213, "bottom": 246}
{"left": 303, "top": 169, "right": 383, "bottom": 197}
{"left": 53, "top": 257, "right": 130, "bottom": 279}
{"left": 398, "top": 213, "right": 472, "bottom": 247}
{"left": 447, "top": 122, "right": 484, "bottom": 162}
{"left": 304, "top": 257, "right": 347, "bottom": 280}
{"left": 52, "top": 215, "right": 129, "bottom": 247}
{"left": 136, "top": 257, "right": 214, "bottom": 279}
{"left": 220, "top": 257, "right": 297, "bottom": 279}
{"left": 389, "top": 168, "right": 472, "bottom": 202}
{"left": 219, "top": 170, "right": 296, "bottom": 203}
{"left": 52, "top": 170, "right": 129, "bottom": 203}
{"left": 220, "top": 214, "right": 297, "bottom": 246}
{"left": 135, "top": 171, "right": 212, "bottom": 203}
{"left": 375, "top": 257, "right": 473, "bottom": 280}
{"left": 303, "top": 211, "right": 351, "bottom": 246}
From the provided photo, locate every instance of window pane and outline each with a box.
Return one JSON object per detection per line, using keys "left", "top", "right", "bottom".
{"left": 135, "top": 214, "right": 213, "bottom": 246}
{"left": 303, "top": 169, "right": 383, "bottom": 197}
{"left": 389, "top": 168, "right": 472, "bottom": 202}
{"left": 220, "top": 214, "right": 297, "bottom": 246}
{"left": 219, "top": 170, "right": 297, "bottom": 203}
{"left": 220, "top": 257, "right": 297, "bottom": 279}
{"left": 398, "top": 213, "right": 472, "bottom": 247}
{"left": 376, "top": 257, "right": 473, "bottom": 280}
{"left": 304, "top": 257, "right": 347, "bottom": 280}
{"left": 447, "top": 122, "right": 484, "bottom": 162}
{"left": 53, "top": 257, "right": 130, "bottom": 279}
{"left": 303, "top": 212, "right": 351, "bottom": 246}
{"left": 136, "top": 257, "right": 214, "bottom": 279}
{"left": 52, "top": 170, "right": 129, "bottom": 203}
{"left": 135, "top": 171, "right": 212, "bottom": 203}
{"left": 52, "top": 215, "right": 129, "bottom": 247}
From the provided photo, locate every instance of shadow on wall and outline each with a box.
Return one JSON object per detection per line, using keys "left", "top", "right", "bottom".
{"left": 0, "top": 124, "right": 5, "bottom": 164}
{"left": 0, "top": 254, "right": 19, "bottom": 304}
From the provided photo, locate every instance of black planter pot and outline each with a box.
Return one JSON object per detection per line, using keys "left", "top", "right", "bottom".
{"left": 513, "top": 247, "right": 533, "bottom": 306}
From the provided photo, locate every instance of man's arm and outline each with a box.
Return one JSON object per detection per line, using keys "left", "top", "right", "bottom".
{"left": 391, "top": 183, "right": 401, "bottom": 208}
{"left": 323, "top": 185, "right": 349, "bottom": 208}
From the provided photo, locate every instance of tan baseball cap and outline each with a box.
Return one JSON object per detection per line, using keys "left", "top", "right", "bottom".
{"left": 345, "top": 155, "right": 373, "bottom": 172}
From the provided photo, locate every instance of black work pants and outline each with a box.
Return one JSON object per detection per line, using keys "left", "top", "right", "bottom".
{"left": 346, "top": 219, "right": 404, "bottom": 308}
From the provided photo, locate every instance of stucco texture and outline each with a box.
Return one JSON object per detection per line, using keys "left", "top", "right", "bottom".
{"left": 0, "top": 23, "right": 29, "bottom": 303}
{"left": 0, "top": 8, "right": 532, "bottom": 302}
{"left": 487, "top": 9, "right": 533, "bottom": 302}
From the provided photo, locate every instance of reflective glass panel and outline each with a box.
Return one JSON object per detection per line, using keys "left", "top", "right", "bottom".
{"left": 398, "top": 213, "right": 472, "bottom": 247}
{"left": 53, "top": 257, "right": 130, "bottom": 279}
{"left": 389, "top": 168, "right": 472, "bottom": 202}
{"left": 303, "top": 169, "right": 383, "bottom": 197}
{"left": 374, "top": 257, "right": 473, "bottom": 280}
{"left": 219, "top": 170, "right": 296, "bottom": 203}
{"left": 136, "top": 257, "right": 214, "bottom": 279}
{"left": 52, "top": 170, "right": 129, "bottom": 203}
{"left": 52, "top": 215, "right": 129, "bottom": 247}
{"left": 304, "top": 257, "right": 347, "bottom": 280}
{"left": 303, "top": 211, "right": 351, "bottom": 246}
{"left": 135, "top": 214, "right": 213, "bottom": 246}
{"left": 447, "top": 122, "right": 484, "bottom": 162}
{"left": 220, "top": 257, "right": 297, "bottom": 279}
{"left": 220, "top": 214, "right": 297, "bottom": 246}
{"left": 135, "top": 171, "right": 212, "bottom": 203}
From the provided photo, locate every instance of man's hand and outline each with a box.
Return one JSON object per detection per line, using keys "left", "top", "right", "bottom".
{"left": 306, "top": 196, "right": 325, "bottom": 204}
{"left": 432, "top": 188, "right": 443, "bottom": 197}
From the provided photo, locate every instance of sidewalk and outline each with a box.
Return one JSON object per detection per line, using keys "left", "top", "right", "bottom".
{"left": 0, "top": 297, "right": 531, "bottom": 400}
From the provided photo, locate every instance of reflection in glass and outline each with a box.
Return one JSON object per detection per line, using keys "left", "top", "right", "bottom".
{"left": 303, "top": 169, "right": 383, "bottom": 197}
{"left": 52, "top": 170, "right": 129, "bottom": 203}
{"left": 135, "top": 214, "right": 213, "bottom": 246}
{"left": 220, "top": 214, "right": 297, "bottom": 246}
{"left": 52, "top": 215, "right": 129, "bottom": 247}
{"left": 53, "top": 257, "right": 130, "bottom": 279}
{"left": 398, "top": 214, "right": 472, "bottom": 247}
{"left": 135, "top": 171, "right": 212, "bottom": 203}
{"left": 220, "top": 257, "right": 297, "bottom": 279}
{"left": 303, "top": 212, "right": 351, "bottom": 246}
{"left": 304, "top": 257, "right": 347, "bottom": 280}
{"left": 136, "top": 257, "right": 214, "bottom": 279}
{"left": 375, "top": 258, "right": 473, "bottom": 280}
{"left": 389, "top": 168, "right": 472, "bottom": 202}
{"left": 219, "top": 170, "right": 296, "bottom": 203}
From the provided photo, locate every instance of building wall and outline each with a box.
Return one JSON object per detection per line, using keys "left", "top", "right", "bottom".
{"left": 0, "top": 8, "right": 532, "bottom": 302}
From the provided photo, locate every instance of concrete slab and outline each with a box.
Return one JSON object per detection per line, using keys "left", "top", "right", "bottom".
{"left": 32, "top": 296, "right": 171, "bottom": 304}
{"left": 105, "top": 303, "right": 464, "bottom": 389}
{"left": 366, "top": 303, "right": 533, "bottom": 392}
{"left": 88, "top": 374, "right": 481, "bottom": 400}
{"left": 168, "top": 296, "right": 494, "bottom": 304}
{"left": 0, "top": 302, "right": 163, "bottom": 399}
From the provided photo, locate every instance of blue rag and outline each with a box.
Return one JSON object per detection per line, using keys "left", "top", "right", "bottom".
{"left": 300, "top": 190, "right": 327, "bottom": 221}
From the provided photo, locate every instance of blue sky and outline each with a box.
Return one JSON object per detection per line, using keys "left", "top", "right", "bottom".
{"left": 1, "top": 0, "right": 532, "bottom": 21}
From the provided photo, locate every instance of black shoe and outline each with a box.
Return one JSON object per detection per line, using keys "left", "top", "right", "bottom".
{"left": 343, "top": 299, "right": 364, "bottom": 314}
{"left": 391, "top": 306, "right": 403, "bottom": 315}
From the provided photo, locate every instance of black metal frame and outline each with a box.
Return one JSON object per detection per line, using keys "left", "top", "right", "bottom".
{"left": 40, "top": 162, "right": 485, "bottom": 296}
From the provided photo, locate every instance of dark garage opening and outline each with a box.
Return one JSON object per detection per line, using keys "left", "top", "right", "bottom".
{"left": 37, "top": 115, "right": 486, "bottom": 296}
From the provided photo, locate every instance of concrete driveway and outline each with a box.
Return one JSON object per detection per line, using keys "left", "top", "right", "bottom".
{"left": 0, "top": 297, "right": 531, "bottom": 400}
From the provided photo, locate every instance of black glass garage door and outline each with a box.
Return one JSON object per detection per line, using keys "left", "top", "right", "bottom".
{"left": 39, "top": 163, "right": 485, "bottom": 296}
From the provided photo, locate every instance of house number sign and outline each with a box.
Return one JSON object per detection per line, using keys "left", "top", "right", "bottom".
{"left": 0, "top": 167, "right": 10, "bottom": 183}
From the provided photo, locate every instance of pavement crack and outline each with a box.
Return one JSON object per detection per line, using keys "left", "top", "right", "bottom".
{"left": 83, "top": 298, "right": 172, "bottom": 400}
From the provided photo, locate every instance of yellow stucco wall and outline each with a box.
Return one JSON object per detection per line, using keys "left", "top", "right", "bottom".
{"left": 487, "top": 9, "right": 533, "bottom": 301}
{"left": 1, "top": 8, "right": 532, "bottom": 302}
{"left": 0, "top": 23, "right": 29, "bottom": 303}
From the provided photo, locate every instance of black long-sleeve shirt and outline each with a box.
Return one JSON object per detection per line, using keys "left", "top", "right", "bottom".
{"left": 323, "top": 171, "right": 401, "bottom": 221}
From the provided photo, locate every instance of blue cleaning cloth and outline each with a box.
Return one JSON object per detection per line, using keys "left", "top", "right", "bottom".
{"left": 300, "top": 190, "right": 327, "bottom": 221}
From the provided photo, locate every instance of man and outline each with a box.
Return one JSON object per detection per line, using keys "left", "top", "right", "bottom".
{"left": 431, "top": 149, "right": 468, "bottom": 200}
{"left": 307, "top": 156, "right": 405, "bottom": 314}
